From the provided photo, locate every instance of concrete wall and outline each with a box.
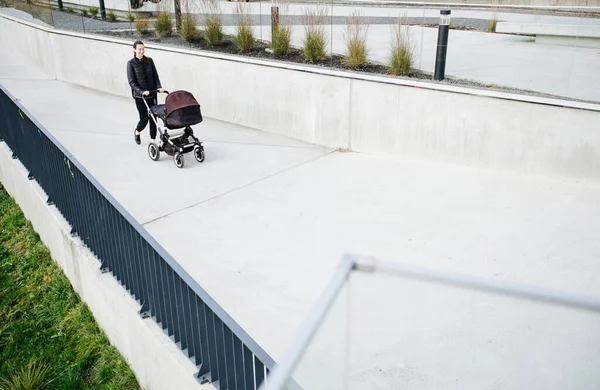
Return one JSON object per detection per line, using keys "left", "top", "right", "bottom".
{"left": 0, "top": 15, "right": 56, "bottom": 78}
{"left": 2, "top": 13, "right": 600, "bottom": 180}
{"left": 496, "top": 22, "right": 600, "bottom": 48}
{"left": 349, "top": 79, "right": 600, "bottom": 177}
{"left": 0, "top": 141, "right": 207, "bottom": 390}
{"left": 536, "top": 35, "right": 600, "bottom": 48}
{"left": 496, "top": 23, "right": 600, "bottom": 38}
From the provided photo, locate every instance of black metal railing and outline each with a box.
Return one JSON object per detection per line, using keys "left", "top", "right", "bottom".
{"left": 0, "top": 85, "right": 274, "bottom": 390}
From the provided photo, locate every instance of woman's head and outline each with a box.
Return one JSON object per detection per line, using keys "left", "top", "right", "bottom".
{"left": 133, "top": 41, "right": 145, "bottom": 59}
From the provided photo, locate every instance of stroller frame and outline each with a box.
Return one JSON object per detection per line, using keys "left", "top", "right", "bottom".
{"left": 142, "top": 90, "right": 205, "bottom": 168}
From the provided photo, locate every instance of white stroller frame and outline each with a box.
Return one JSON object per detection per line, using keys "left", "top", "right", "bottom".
{"left": 141, "top": 90, "right": 205, "bottom": 168}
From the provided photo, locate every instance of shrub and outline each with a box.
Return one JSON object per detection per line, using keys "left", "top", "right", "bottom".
{"left": 181, "top": 13, "right": 198, "bottom": 43}
{"left": 302, "top": 7, "right": 327, "bottom": 63}
{"left": 154, "top": 11, "right": 173, "bottom": 38}
{"left": 272, "top": 23, "right": 291, "bottom": 57}
{"left": 388, "top": 17, "right": 414, "bottom": 76}
{"left": 343, "top": 11, "right": 368, "bottom": 70}
{"left": 488, "top": 17, "right": 497, "bottom": 33}
{"left": 107, "top": 11, "right": 117, "bottom": 22}
{"left": 135, "top": 16, "right": 149, "bottom": 35}
{"left": 234, "top": 3, "right": 255, "bottom": 52}
{"left": 201, "top": 0, "right": 224, "bottom": 46}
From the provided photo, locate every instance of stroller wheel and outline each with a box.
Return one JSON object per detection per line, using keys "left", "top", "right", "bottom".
{"left": 173, "top": 152, "right": 185, "bottom": 168}
{"left": 194, "top": 145, "right": 205, "bottom": 163}
{"left": 148, "top": 142, "right": 160, "bottom": 161}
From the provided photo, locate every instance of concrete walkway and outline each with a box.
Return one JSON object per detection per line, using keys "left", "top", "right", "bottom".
{"left": 2, "top": 49, "right": 600, "bottom": 387}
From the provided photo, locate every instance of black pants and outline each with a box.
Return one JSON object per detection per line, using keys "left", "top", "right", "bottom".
{"left": 134, "top": 96, "right": 157, "bottom": 139}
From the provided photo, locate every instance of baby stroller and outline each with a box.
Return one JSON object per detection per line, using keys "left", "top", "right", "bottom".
{"left": 143, "top": 90, "right": 205, "bottom": 168}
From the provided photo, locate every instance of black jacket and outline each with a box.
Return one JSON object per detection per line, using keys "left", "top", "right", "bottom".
{"left": 127, "top": 56, "right": 162, "bottom": 99}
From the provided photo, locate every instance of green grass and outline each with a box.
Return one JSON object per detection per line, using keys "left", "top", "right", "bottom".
{"left": 0, "top": 185, "right": 140, "bottom": 390}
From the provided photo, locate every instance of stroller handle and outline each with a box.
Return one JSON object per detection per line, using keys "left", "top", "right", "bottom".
{"left": 141, "top": 89, "right": 168, "bottom": 111}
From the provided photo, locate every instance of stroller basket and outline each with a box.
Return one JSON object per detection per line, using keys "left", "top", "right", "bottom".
{"left": 165, "top": 90, "right": 203, "bottom": 129}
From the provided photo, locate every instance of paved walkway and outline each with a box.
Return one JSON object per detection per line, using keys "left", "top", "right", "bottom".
{"left": 2, "top": 48, "right": 600, "bottom": 379}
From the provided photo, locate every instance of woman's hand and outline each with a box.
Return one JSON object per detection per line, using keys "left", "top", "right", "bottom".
{"left": 143, "top": 90, "right": 150, "bottom": 96}
{"left": 158, "top": 88, "right": 164, "bottom": 93}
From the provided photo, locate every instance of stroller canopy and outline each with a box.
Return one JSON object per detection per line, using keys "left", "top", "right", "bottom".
{"left": 165, "top": 90, "right": 203, "bottom": 129}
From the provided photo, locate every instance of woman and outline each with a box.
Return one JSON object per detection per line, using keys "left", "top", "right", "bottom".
{"left": 127, "top": 41, "right": 163, "bottom": 145}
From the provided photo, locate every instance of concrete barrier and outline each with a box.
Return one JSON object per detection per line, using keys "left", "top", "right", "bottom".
{"left": 2, "top": 12, "right": 600, "bottom": 180}
{"left": 0, "top": 15, "right": 56, "bottom": 78}
{"left": 496, "top": 22, "right": 600, "bottom": 48}
{"left": 0, "top": 142, "right": 206, "bottom": 390}
{"left": 349, "top": 78, "right": 600, "bottom": 177}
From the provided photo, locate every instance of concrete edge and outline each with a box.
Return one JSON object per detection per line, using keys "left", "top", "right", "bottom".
{"left": 2, "top": 11, "right": 599, "bottom": 113}
{"left": 497, "top": 22, "right": 600, "bottom": 37}
{"left": 0, "top": 141, "right": 208, "bottom": 390}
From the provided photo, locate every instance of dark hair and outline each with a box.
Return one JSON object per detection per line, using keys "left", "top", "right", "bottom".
{"left": 133, "top": 40, "right": 144, "bottom": 49}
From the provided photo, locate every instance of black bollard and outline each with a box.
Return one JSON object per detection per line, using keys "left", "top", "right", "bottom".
{"left": 99, "top": 0, "right": 106, "bottom": 19}
{"left": 434, "top": 10, "right": 451, "bottom": 81}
